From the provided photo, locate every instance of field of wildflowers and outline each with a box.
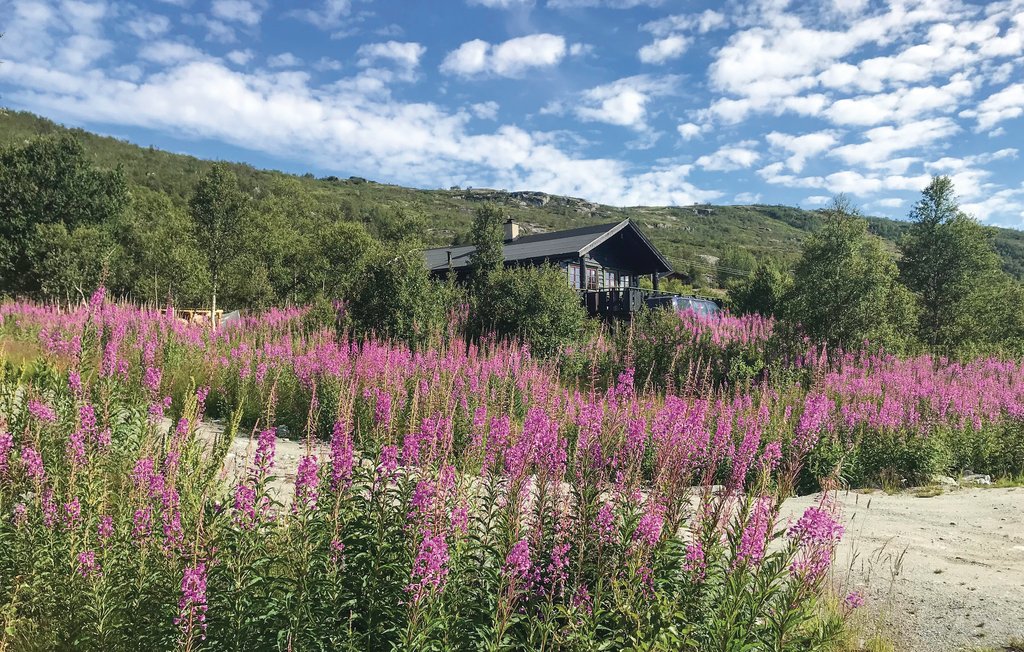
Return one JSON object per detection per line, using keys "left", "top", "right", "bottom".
{"left": 1, "top": 291, "right": 1022, "bottom": 650}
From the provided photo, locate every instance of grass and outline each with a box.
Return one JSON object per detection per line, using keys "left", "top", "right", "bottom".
{"left": 913, "top": 485, "right": 944, "bottom": 498}
{"left": 0, "top": 337, "right": 44, "bottom": 367}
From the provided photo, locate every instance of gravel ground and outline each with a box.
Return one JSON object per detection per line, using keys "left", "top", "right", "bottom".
{"left": 213, "top": 423, "right": 1023, "bottom": 651}
{"left": 783, "top": 488, "right": 1024, "bottom": 652}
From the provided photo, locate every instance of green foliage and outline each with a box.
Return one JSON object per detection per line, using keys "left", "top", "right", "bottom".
{"left": 471, "top": 264, "right": 588, "bottom": 357}
{"left": 731, "top": 261, "right": 792, "bottom": 318}
{"left": 189, "top": 163, "right": 249, "bottom": 314}
{"left": 467, "top": 204, "right": 505, "bottom": 291}
{"left": 0, "top": 134, "right": 128, "bottom": 296}
{"left": 348, "top": 245, "right": 459, "bottom": 349}
{"left": 898, "top": 176, "right": 1009, "bottom": 351}
{"left": 785, "top": 198, "right": 917, "bottom": 351}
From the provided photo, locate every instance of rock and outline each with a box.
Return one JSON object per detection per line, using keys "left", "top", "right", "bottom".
{"left": 933, "top": 475, "right": 959, "bottom": 486}
{"left": 962, "top": 474, "right": 992, "bottom": 485}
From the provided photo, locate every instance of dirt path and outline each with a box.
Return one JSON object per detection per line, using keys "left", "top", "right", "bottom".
{"left": 783, "top": 488, "right": 1024, "bottom": 652}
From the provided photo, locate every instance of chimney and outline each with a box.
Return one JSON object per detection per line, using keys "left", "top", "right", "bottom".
{"left": 504, "top": 218, "right": 520, "bottom": 241}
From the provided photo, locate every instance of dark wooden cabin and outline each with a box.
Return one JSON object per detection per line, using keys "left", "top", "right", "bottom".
{"left": 424, "top": 219, "right": 714, "bottom": 317}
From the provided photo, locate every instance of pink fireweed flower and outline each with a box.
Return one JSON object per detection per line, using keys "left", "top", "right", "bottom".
{"left": 294, "top": 455, "right": 319, "bottom": 510}
{"left": 571, "top": 584, "right": 593, "bottom": 615}
{"left": 20, "top": 447, "right": 46, "bottom": 484}
{"left": 633, "top": 502, "right": 665, "bottom": 548}
{"left": 329, "top": 539, "right": 346, "bottom": 565}
{"left": 761, "top": 440, "right": 783, "bottom": 475}
{"left": 175, "top": 562, "right": 209, "bottom": 641}
{"left": 63, "top": 497, "right": 82, "bottom": 529}
{"left": 98, "top": 515, "right": 114, "bottom": 542}
{"left": 0, "top": 431, "right": 13, "bottom": 478}
{"left": 595, "top": 502, "right": 617, "bottom": 545}
{"left": 543, "top": 541, "right": 571, "bottom": 597}
{"left": 329, "top": 421, "right": 354, "bottom": 492}
{"left": 734, "top": 496, "right": 774, "bottom": 568}
{"left": 405, "top": 531, "right": 450, "bottom": 604}
{"left": 12, "top": 503, "right": 28, "bottom": 528}
{"left": 77, "top": 550, "right": 100, "bottom": 578}
{"left": 684, "top": 539, "right": 707, "bottom": 580}
{"left": 148, "top": 396, "right": 172, "bottom": 423}
{"left": 788, "top": 505, "right": 845, "bottom": 583}
{"left": 375, "top": 445, "right": 400, "bottom": 487}
{"left": 68, "top": 369, "right": 83, "bottom": 396}
{"left": 845, "top": 590, "right": 866, "bottom": 610}
{"left": 792, "top": 392, "right": 834, "bottom": 457}
{"left": 132, "top": 506, "right": 153, "bottom": 540}
{"left": 233, "top": 483, "right": 259, "bottom": 529}
{"left": 42, "top": 490, "right": 58, "bottom": 529}
{"left": 142, "top": 366, "right": 162, "bottom": 395}
{"left": 28, "top": 399, "right": 57, "bottom": 423}
{"left": 253, "top": 427, "right": 277, "bottom": 479}
{"left": 503, "top": 539, "right": 532, "bottom": 582}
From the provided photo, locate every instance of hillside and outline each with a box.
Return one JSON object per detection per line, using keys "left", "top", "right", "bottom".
{"left": 5, "top": 108, "right": 1024, "bottom": 281}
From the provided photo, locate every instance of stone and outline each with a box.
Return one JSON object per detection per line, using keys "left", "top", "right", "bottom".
{"left": 961, "top": 474, "right": 992, "bottom": 485}
{"left": 933, "top": 475, "right": 959, "bottom": 487}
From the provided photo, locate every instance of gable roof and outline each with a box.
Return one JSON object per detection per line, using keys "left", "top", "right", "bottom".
{"left": 423, "top": 219, "right": 673, "bottom": 274}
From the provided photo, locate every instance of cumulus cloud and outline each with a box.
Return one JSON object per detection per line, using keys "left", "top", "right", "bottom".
{"left": 441, "top": 34, "right": 570, "bottom": 77}
{"left": 211, "top": 0, "right": 263, "bottom": 26}
{"left": 643, "top": 9, "right": 726, "bottom": 36}
{"left": 677, "top": 122, "right": 704, "bottom": 140}
{"left": 467, "top": 0, "right": 532, "bottom": 7}
{"left": 766, "top": 130, "right": 838, "bottom": 172}
{"left": 638, "top": 35, "right": 688, "bottom": 64}
{"left": 573, "top": 75, "right": 677, "bottom": 131}
{"left": 125, "top": 13, "right": 171, "bottom": 40}
{"left": 697, "top": 143, "right": 761, "bottom": 171}
{"left": 267, "top": 52, "right": 302, "bottom": 68}
{"left": 357, "top": 41, "right": 426, "bottom": 69}
{"left": 831, "top": 118, "right": 960, "bottom": 167}
{"left": 962, "top": 83, "right": 1024, "bottom": 130}
{"left": 290, "top": 0, "right": 352, "bottom": 29}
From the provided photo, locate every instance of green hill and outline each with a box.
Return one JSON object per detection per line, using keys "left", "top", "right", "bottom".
{"left": 4, "top": 108, "right": 1024, "bottom": 282}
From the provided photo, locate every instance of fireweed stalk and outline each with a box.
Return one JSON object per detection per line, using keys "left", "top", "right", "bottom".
{"left": 1, "top": 292, "right": 1023, "bottom": 650}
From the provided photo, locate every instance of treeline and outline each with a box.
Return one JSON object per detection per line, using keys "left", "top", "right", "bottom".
{"left": 730, "top": 185, "right": 1024, "bottom": 355}
{"left": 3, "top": 132, "right": 1024, "bottom": 358}
{"left": 0, "top": 134, "right": 586, "bottom": 355}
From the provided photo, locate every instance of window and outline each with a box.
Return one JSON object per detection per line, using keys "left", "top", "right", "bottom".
{"left": 604, "top": 270, "right": 616, "bottom": 288}
{"left": 586, "top": 267, "right": 598, "bottom": 290}
{"left": 619, "top": 274, "right": 631, "bottom": 288}
{"left": 568, "top": 264, "right": 581, "bottom": 289}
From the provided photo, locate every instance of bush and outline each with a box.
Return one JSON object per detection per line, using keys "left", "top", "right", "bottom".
{"left": 471, "top": 264, "right": 588, "bottom": 357}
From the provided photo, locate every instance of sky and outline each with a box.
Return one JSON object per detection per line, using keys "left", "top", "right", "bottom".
{"left": 1, "top": 0, "right": 1023, "bottom": 226}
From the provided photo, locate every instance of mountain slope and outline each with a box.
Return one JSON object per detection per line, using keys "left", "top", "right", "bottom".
{"left": 4, "top": 108, "right": 1024, "bottom": 281}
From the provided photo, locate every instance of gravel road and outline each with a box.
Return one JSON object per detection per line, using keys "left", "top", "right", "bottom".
{"left": 783, "top": 488, "right": 1024, "bottom": 652}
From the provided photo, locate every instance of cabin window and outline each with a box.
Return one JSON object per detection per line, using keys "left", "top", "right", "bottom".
{"left": 619, "top": 274, "right": 631, "bottom": 288}
{"left": 604, "top": 270, "right": 616, "bottom": 288}
{"left": 586, "top": 268, "right": 598, "bottom": 290}
{"left": 568, "top": 264, "right": 581, "bottom": 289}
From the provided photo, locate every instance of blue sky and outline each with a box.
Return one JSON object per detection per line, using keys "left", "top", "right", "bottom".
{"left": 1, "top": 0, "right": 1023, "bottom": 225}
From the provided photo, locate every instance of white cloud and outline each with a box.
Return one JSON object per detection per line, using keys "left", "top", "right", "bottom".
{"left": 825, "top": 75, "right": 975, "bottom": 126}
{"left": 697, "top": 143, "right": 761, "bottom": 171}
{"left": 441, "top": 34, "right": 569, "bottom": 77}
{"left": 961, "top": 83, "right": 1024, "bottom": 130}
{"left": 804, "top": 196, "right": 832, "bottom": 206}
{"left": 139, "top": 41, "right": 209, "bottom": 65}
{"left": 574, "top": 75, "right": 677, "bottom": 131}
{"left": 211, "top": 0, "right": 262, "bottom": 27}
{"left": 470, "top": 101, "right": 500, "bottom": 120}
{"left": 643, "top": 10, "right": 726, "bottom": 37}
{"left": 677, "top": 122, "right": 704, "bottom": 140}
{"left": 467, "top": 0, "right": 532, "bottom": 7}
{"left": 548, "top": 0, "right": 662, "bottom": 7}
{"left": 226, "top": 49, "right": 254, "bottom": 66}
{"left": 290, "top": 0, "right": 351, "bottom": 29}
{"left": 267, "top": 52, "right": 302, "bottom": 68}
{"left": 870, "top": 197, "right": 905, "bottom": 208}
{"left": 125, "top": 13, "right": 171, "bottom": 40}
{"left": 766, "top": 130, "right": 838, "bottom": 172}
{"left": 357, "top": 41, "right": 426, "bottom": 69}
{"left": 831, "top": 118, "right": 960, "bottom": 167}
{"left": 734, "top": 191, "right": 761, "bottom": 203}
{"left": 638, "top": 35, "right": 689, "bottom": 64}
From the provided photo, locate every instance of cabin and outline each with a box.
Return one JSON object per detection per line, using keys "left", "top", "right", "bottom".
{"left": 424, "top": 219, "right": 718, "bottom": 317}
